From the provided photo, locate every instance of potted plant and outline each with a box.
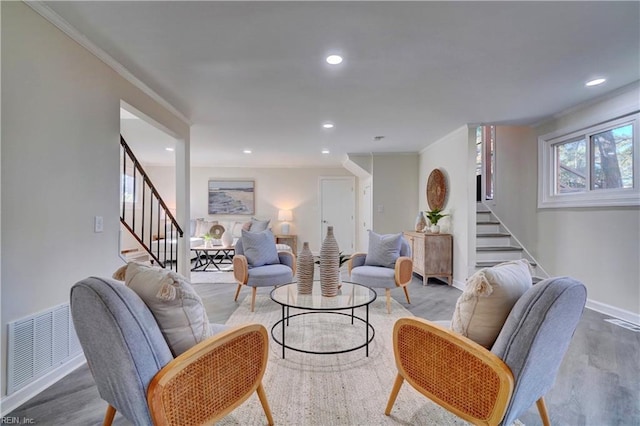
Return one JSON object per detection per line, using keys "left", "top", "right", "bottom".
{"left": 203, "top": 233, "right": 214, "bottom": 248}
{"left": 425, "top": 208, "right": 448, "bottom": 233}
{"left": 315, "top": 252, "right": 350, "bottom": 268}
{"left": 315, "top": 252, "right": 351, "bottom": 285}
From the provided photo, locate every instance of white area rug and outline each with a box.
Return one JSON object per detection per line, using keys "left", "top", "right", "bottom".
{"left": 217, "top": 295, "right": 473, "bottom": 425}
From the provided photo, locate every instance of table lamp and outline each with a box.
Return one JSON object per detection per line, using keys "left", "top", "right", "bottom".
{"left": 278, "top": 210, "right": 293, "bottom": 235}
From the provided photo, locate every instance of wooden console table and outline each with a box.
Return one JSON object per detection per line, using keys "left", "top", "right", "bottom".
{"left": 403, "top": 231, "right": 453, "bottom": 285}
{"left": 275, "top": 234, "right": 298, "bottom": 254}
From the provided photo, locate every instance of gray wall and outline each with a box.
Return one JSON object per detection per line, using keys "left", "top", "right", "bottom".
{"left": 1, "top": 2, "right": 190, "bottom": 398}
{"left": 490, "top": 126, "right": 540, "bottom": 264}
{"left": 370, "top": 153, "right": 419, "bottom": 234}
{"left": 533, "top": 83, "right": 640, "bottom": 317}
{"left": 419, "top": 92, "right": 640, "bottom": 321}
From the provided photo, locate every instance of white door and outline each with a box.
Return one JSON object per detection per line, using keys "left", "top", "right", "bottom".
{"left": 320, "top": 177, "right": 355, "bottom": 254}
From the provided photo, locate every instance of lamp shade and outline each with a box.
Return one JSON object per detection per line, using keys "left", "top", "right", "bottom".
{"left": 278, "top": 210, "right": 293, "bottom": 222}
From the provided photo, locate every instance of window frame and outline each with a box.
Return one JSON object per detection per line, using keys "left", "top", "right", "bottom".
{"left": 538, "top": 112, "right": 640, "bottom": 208}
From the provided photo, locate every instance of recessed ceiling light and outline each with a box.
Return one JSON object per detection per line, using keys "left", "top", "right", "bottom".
{"left": 326, "top": 55, "right": 343, "bottom": 65}
{"left": 586, "top": 78, "right": 606, "bottom": 87}
{"left": 243, "top": 149, "right": 252, "bottom": 154}
{"left": 165, "top": 147, "right": 174, "bottom": 152}
{"left": 322, "top": 122, "right": 334, "bottom": 129}
{"left": 322, "top": 149, "right": 330, "bottom": 154}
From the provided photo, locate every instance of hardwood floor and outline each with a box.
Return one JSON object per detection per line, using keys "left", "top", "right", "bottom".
{"left": 5, "top": 276, "right": 639, "bottom": 425}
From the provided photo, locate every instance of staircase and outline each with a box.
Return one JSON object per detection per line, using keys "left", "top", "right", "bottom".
{"left": 120, "top": 135, "right": 183, "bottom": 271}
{"left": 475, "top": 203, "right": 544, "bottom": 281}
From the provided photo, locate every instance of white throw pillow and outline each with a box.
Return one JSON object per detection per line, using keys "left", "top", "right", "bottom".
{"left": 123, "top": 262, "right": 212, "bottom": 356}
{"left": 451, "top": 259, "right": 532, "bottom": 348}
{"left": 232, "top": 221, "right": 247, "bottom": 238}
{"left": 195, "top": 219, "right": 217, "bottom": 237}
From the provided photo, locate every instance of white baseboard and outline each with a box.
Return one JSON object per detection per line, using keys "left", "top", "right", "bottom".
{"left": 452, "top": 279, "right": 465, "bottom": 292}
{"left": 586, "top": 299, "right": 640, "bottom": 326}
{"left": 1, "top": 354, "right": 86, "bottom": 417}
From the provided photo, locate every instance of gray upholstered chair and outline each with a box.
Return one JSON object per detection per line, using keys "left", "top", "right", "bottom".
{"left": 348, "top": 237, "right": 413, "bottom": 313}
{"left": 385, "top": 276, "right": 587, "bottom": 425}
{"left": 70, "top": 277, "right": 274, "bottom": 426}
{"left": 233, "top": 234, "right": 296, "bottom": 312}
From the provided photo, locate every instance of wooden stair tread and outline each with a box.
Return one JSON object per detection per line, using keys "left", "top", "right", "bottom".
{"left": 476, "top": 260, "right": 537, "bottom": 267}
{"left": 476, "top": 232, "right": 511, "bottom": 237}
{"left": 477, "top": 246, "right": 523, "bottom": 252}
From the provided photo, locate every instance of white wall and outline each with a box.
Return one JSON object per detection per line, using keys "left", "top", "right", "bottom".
{"left": 533, "top": 83, "right": 640, "bottom": 319}
{"left": 370, "top": 154, "right": 419, "bottom": 234}
{"left": 190, "top": 166, "right": 354, "bottom": 253}
{"left": 419, "top": 126, "right": 476, "bottom": 286}
{"left": 1, "top": 2, "right": 190, "bottom": 399}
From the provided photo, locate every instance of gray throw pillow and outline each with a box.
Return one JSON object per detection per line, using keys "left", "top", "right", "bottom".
{"left": 242, "top": 229, "right": 280, "bottom": 267}
{"left": 365, "top": 230, "right": 403, "bottom": 268}
{"left": 250, "top": 217, "right": 271, "bottom": 232}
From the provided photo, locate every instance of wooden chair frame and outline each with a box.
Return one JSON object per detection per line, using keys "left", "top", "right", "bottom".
{"left": 385, "top": 317, "right": 515, "bottom": 425}
{"left": 141, "top": 323, "right": 274, "bottom": 426}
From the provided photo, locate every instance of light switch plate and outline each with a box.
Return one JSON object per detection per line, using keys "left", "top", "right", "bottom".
{"left": 94, "top": 216, "right": 104, "bottom": 233}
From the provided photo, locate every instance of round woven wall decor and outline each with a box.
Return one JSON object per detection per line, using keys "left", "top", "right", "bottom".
{"left": 209, "top": 224, "right": 225, "bottom": 239}
{"left": 426, "top": 169, "right": 447, "bottom": 210}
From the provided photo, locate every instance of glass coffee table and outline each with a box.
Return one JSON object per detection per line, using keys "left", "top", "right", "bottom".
{"left": 269, "top": 281, "right": 377, "bottom": 358}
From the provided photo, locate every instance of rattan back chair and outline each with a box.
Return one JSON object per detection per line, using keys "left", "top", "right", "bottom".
{"left": 70, "top": 277, "right": 274, "bottom": 426}
{"left": 385, "top": 276, "right": 586, "bottom": 425}
{"left": 147, "top": 323, "right": 273, "bottom": 425}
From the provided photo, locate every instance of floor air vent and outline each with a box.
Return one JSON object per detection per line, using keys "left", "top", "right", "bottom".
{"left": 7, "top": 303, "right": 82, "bottom": 395}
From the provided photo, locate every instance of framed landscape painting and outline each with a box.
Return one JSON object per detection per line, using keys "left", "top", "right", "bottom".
{"left": 208, "top": 180, "right": 255, "bottom": 215}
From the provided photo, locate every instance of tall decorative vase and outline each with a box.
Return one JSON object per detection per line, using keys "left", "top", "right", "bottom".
{"left": 320, "top": 226, "right": 340, "bottom": 297}
{"left": 221, "top": 230, "right": 233, "bottom": 247}
{"left": 415, "top": 211, "right": 427, "bottom": 232}
{"left": 296, "top": 242, "right": 314, "bottom": 294}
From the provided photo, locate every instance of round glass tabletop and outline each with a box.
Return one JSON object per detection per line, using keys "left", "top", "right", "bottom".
{"left": 270, "top": 281, "right": 376, "bottom": 311}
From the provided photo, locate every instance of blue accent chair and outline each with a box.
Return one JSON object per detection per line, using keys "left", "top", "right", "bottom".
{"left": 70, "top": 277, "right": 274, "bottom": 425}
{"left": 385, "top": 276, "right": 587, "bottom": 425}
{"left": 348, "top": 237, "right": 413, "bottom": 313}
{"left": 233, "top": 238, "right": 296, "bottom": 312}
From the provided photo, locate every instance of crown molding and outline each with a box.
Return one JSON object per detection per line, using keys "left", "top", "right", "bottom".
{"left": 24, "top": 1, "right": 192, "bottom": 126}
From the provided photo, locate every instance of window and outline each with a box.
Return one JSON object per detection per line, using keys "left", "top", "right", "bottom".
{"left": 476, "top": 125, "right": 495, "bottom": 202}
{"left": 121, "top": 173, "right": 137, "bottom": 204}
{"left": 539, "top": 112, "right": 639, "bottom": 208}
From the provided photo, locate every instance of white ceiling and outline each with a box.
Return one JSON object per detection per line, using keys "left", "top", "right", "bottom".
{"left": 44, "top": 1, "right": 639, "bottom": 167}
